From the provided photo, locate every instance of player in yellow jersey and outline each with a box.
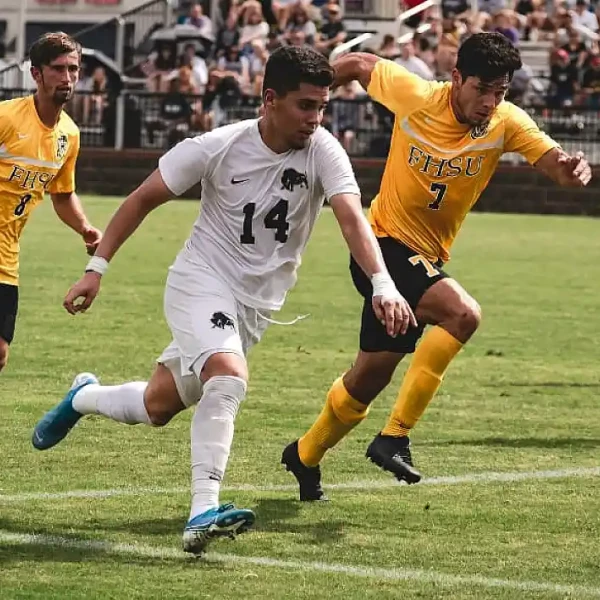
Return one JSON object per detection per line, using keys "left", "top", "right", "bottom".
{"left": 0, "top": 32, "right": 101, "bottom": 373}
{"left": 282, "top": 33, "right": 592, "bottom": 500}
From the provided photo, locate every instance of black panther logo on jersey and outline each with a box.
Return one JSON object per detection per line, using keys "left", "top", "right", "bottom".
{"left": 210, "top": 311, "right": 235, "bottom": 330}
{"left": 56, "top": 134, "right": 68, "bottom": 160}
{"left": 281, "top": 168, "right": 308, "bottom": 192}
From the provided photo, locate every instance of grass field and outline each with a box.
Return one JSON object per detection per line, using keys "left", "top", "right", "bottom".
{"left": 1, "top": 197, "right": 600, "bottom": 599}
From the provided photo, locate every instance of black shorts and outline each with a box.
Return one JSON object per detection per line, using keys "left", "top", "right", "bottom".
{"left": 350, "top": 237, "right": 449, "bottom": 354}
{"left": 0, "top": 283, "right": 18, "bottom": 344}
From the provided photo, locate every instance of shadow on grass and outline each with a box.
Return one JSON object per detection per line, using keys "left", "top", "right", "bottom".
{"left": 252, "top": 497, "right": 346, "bottom": 544}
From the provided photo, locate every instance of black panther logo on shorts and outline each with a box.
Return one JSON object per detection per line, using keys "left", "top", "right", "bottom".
{"left": 210, "top": 311, "right": 235, "bottom": 330}
{"left": 281, "top": 168, "right": 308, "bottom": 192}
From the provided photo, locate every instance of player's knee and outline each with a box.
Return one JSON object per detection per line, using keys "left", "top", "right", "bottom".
{"left": 454, "top": 298, "right": 482, "bottom": 337}
{"left": 145, "top": 400, "right": 174, "bottom": 427}
{"left": 201, "top": 352, "right": 248, "bottom": 384}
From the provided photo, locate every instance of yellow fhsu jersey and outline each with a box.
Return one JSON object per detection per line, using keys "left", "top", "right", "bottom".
{"left": 0, "top": 95, "right": 79, "bottom": 285}
{"left": 367, "top": 60, "right": 558, "bottom": 263}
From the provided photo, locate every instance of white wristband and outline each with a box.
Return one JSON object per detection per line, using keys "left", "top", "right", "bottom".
{"left": 85, "top": 256, "right": 109, "bottom": 276}
{"left": 371, "top": 272, "right": 398, "bottom": 298}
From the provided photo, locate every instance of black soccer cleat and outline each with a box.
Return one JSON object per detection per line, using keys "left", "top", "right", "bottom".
{"left": 366, "top": 433, "right": 422, "bottom": 484}
{"left": 281, "top": 440, "right": 328, "bottom": 501}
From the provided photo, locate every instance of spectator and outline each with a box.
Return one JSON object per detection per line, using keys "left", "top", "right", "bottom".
{"left": 148, "top": 77, "right": 192, "bottom": 148}
{"left": 561, "top": 28, "right": 588, "bottom": 69}
{"left": 285, "top": 5, "right": 318, "bottom": 45}
{"left": 395, "top": 39, "right": 435, "bottom": 80}
{"left": 507, "top": 63, "right": 534, "bottom": 106}
{"left": 522, "top": 0, "right": 549, "bottom": 41}
{"left": 315, "top": 4, "right": 347, "bottom": 56}
{"left": 180, "top": 3, "right": 214, "bottom": 38}
{"left": 248, "top": 39, "right": 269, "bottom": 95}
{"left": 177, "top": 65, "right": 205, "bottom": 128}
{"left": 554, "top": 10, "right": 575, "bottom": 45}
{"left": 239, "top": 4, "right": 270, "bottom": 49}
{"left": 581, "top": 55, "right": 600, "bottom": 107}
{"left": 441, "top": 14, "right": 463, "bottom": 44}
{"left": 549, "top": 48, "right": 579, "bottom": 107}
{"left": 435, "top": 33, "right": 459, "bottom": 79}
{"left": 216, "top": 11, "right": 241, "bottom": 54}
{"left": 378, "top": 34, "right": 400, "bottom": 58}
{"left": 572, "top": 0, "right": 598, "bottom": 32}
{"left": 215, "top": 44, "right": 251, "bottom": 93}
{"left": 180, "top": 43, "right": 209, "bottom": 92}
{"left": 332, "top": 81, "right": 363, "bottom": 152}
{"left": 273, "top": 0, "right": 300, "bottom": 30}
{"left": 146, "top": 43, "right": 178, "bottom": 92}
{"left": 415, "top": 34, "right": 437, "bottom": 70}
{"left": 82, "top": 66, "right": 109, "bottom": 126}
{"left": 493, "top": 10, "right": 520, "bottom": 45}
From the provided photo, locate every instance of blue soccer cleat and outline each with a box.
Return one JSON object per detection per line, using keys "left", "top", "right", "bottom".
{"left": 32, "top": 373, "right": 98, "bottom": 450}
{"left": 182, "top": 503, "right": 255, "bottom": 555}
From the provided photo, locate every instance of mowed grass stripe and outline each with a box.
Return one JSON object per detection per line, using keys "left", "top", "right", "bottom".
{"left": 1, "top": 531, "right": 599, "bottom": 598}
{"left": 2, "top": 465, "right": 598, "bottom": 503}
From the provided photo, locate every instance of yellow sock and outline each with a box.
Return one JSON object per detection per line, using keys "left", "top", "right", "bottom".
{"left": 382, "top": 326, "right": 463, "bottom": 437}
{"left": 298, "top": 376, "right": 369, "bottom": 467}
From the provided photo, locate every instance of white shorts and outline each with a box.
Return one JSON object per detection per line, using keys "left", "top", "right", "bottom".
{"left": 157, "top": 252, "right": 270, "bottom": 407}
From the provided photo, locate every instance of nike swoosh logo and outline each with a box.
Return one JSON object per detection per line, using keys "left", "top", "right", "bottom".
{"left": 231, "top": 177, "right": 249, "bottom": 185}
{"left": 17, "top": 133, "right": 29, "bottom": 139}
{"left": 34, "top": 430, "right": 43, "bottom": 444}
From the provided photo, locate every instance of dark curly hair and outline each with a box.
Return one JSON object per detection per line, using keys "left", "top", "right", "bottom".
{"left": 456, "top": 33, "right": 522, "bottom": 83}
{"left": 263, "top": 45, "right": 334, "bottom": 97}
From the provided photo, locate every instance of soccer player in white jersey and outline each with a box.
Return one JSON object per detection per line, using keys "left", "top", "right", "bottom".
{"left": 31, "top": 46, "right": 417, "bottom": 555}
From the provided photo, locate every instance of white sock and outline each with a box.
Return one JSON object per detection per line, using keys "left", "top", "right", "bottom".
{"left": 72, "top": 382, "right": 153, "bottom": 425}
{"left": 189, "top": 375, "right": 247, "bottom": 520}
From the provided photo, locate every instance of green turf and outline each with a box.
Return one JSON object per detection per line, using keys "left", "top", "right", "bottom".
{"left": 1, "top": 198, "right": 599, "bottom": 599}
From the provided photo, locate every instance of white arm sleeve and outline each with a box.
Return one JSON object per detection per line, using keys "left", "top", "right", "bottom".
{"left": 158, "top": 133, "right": 220, "bottom": 196}
{"left": 314, "top": 129, "right": 361, "bottom": 201}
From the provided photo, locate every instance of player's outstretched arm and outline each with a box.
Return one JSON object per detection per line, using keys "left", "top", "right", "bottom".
{"left": 329, "top": 193, "right": 417, "bottom": 337}
{"left": 63, "top": 170, "right": 173, "bottom": 315}
{"left": 534, "top": 148, "right": 592, "bottom": 187}
{"left": 51, "top": 192, "right": 102, "bottom": 256}
{"left": 331, "top": 52, "right": 380, "bottom": 90}
{"left": 504, "top": 106, "right": 591, "bottom": 187}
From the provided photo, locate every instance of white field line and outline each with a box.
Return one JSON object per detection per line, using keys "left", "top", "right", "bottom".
{"left": 0, "top": 531, "right": 599, "bottom": 598}
{"left": 1, "top": 466, "right": 599, "bottom": 504}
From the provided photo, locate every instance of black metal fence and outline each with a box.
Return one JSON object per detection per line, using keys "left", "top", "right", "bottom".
{"left": 3, "top": 87, "right": 600, "bottom": 162}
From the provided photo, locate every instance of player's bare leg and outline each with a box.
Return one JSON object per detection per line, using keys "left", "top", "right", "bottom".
{"left": 31, "top": 364, "right": 186, "bottom": 451}
{"left": 0, "top": 337, "right": 8, "bottom": 373}
{"left": 368, "top": 278, "right": 480, "bottom": 481}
